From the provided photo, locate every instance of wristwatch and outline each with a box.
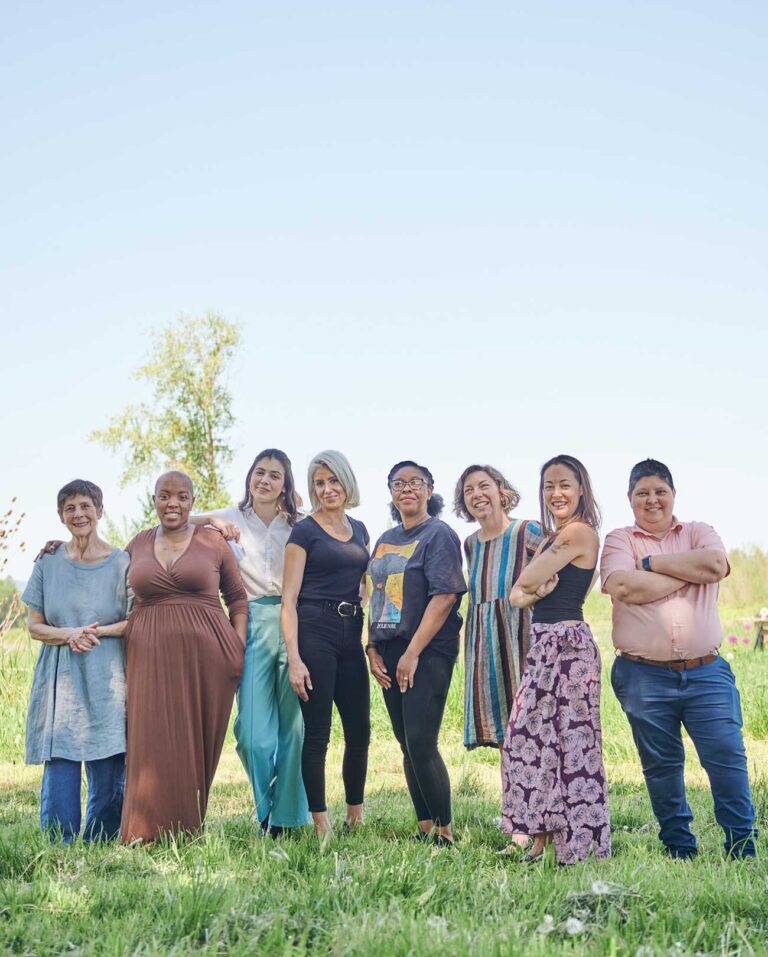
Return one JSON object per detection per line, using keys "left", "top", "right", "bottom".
{"left": 641, "top": 555, "right": 653, "bottom": 572}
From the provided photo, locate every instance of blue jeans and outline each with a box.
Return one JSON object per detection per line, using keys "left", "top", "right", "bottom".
{"left": 40, "top": 753, "right": 125, "bottom": 843}
{"left": 234, "top": 598, "right": 310, "bottom": 829}
{"left": 611, "top": 655, "right": 756, "bottom": 859}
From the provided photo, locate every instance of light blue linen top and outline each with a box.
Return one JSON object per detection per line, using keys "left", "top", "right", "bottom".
{"left": 22, "top": 546, "right": 130, "bottom": 764}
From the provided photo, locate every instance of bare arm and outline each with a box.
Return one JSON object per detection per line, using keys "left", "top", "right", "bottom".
{"left": 603, "top": 569, "right": 686, "bottom": 605}
{"left": 636, "top": 549, "right": 728, "bottom": 585}
{"left": 394, "top": 593, "right": 457, "bottom": 691}
{"left": 280, "top": 543, "right": 312, "bottom": 701}
{"left": 27, "top": 607, "right": 102, "bottom": 653}
{"left": 509, "top": 523, "right": 597, "bottom": 608}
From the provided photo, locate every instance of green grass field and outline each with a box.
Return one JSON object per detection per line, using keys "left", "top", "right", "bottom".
{"left": 1, "top": 592, "right": 766, "bottom": 956}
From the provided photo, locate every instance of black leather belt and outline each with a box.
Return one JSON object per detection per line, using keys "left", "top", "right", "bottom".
{"left": 298, "top": 599, "right": 361, "bottom": 618}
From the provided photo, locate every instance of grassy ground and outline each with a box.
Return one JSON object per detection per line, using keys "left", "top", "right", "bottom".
{"left": 1, "top": 593, "right": 767, "bottom": 956}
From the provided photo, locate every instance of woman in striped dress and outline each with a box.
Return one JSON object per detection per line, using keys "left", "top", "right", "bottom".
{"left": 454, "top": 466, "right": 543, "bottom": 755}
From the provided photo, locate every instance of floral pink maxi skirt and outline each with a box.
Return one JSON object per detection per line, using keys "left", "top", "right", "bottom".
{"left": 501, "top": 621, "right": 611, "bottom": 865}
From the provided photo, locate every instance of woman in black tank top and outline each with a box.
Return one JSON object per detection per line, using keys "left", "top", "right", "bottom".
{"left": 500, "top": 455, "right": 611, "bottom": 866}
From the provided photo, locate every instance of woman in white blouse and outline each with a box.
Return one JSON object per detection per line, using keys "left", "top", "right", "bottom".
{"left": 193, "top": 449, "right": 309, "bottom": 835}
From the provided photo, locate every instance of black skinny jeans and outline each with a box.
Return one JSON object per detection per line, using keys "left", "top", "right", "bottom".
{"left": 297, "top": 602, "right": 371, "bottom": 812}
{"left": 380, "top": 639, "right": 455, "bottom": 826}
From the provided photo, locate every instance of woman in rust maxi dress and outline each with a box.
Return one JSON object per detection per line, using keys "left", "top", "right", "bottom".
{"left": 120, "top": 472, "right": 248, "bottom": 843}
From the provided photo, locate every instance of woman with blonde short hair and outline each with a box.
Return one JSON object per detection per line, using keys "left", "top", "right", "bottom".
{"left": 281, "top": 451, "right": 370, "bottom": 837}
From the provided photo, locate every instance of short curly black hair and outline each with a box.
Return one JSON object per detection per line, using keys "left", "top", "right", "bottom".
{"left": 387, "top": 460, "right": 444, "bottom": 524}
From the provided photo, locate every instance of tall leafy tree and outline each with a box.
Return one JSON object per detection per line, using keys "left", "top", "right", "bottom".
{"left": 91, "top": 312, "right": 241, "bottom": 525}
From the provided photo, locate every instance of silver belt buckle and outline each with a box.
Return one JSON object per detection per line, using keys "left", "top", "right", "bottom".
{"left": 337, "top": 601, "right": 356, "bottom": 618}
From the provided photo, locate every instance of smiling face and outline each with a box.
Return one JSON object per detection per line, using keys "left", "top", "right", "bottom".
{"left": 312, "top": 465, "right": 347, "bottom": 512}
{"left": 249, "top": 457, "right": 286, "bottom": 509}
{"left": 542, "top": 463, "right": 582, "bottom": 528}
{"left": 390, "top": 465, "right": 432, "bottom": 523}
{"left": 461, "top": 469, "right": 506, "bottom": 523}
{"left": 629, "top": 475, "right": 676, "bottom": 535}
{"left": 153, "top": 472, "right": 195, "bottom": 530}
{"left": 59, "top": 495, "right": 103, "bottom": 539}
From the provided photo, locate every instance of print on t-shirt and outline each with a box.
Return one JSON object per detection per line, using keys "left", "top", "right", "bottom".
{"left": 368, "top": 540, "right": 420, "bottom": 628}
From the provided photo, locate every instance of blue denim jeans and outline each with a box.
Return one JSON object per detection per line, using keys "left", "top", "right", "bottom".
{"left": 611, "top": 655, "right": 756, "bottom": 859}
{"left": 40, "top": 753, "right": 125, "bottom": 843}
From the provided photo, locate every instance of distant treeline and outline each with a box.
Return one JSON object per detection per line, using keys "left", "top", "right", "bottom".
{"left": 719, "top": 546, "right": 768, "bottom": 610}
{"left": 3, "top": 547, "right": 767, "bottom": 625}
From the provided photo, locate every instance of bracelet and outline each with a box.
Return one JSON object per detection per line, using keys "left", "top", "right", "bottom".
{"left": 641, "top": 555, "right": 653, "bottom": 572}
{"left": 365, "top": 643, "right": 378, "bottom": 653}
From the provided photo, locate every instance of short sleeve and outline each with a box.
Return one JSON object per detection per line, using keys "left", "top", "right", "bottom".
{"left": 690, "top": 522, "right": 730, "bottom": 577}
{"left": 423, "top": 524, "right": 467, "bottom": 597}
{"left": 358, "top": 521, "right": 370, "bottom": 548}
{"left": 287, "top": 519, "right": 312, "bottom": 552}
{"left": 22, "top": 560, "right": 45, "bottom": 613}
{"left": 690, "top": 522, "right": 727, "bottom": 553}
{"left": 600, "top": 529, "right": 636, "bottom": 593}
{"left": 524, "top": 520, "right": 545, "bottom": 557}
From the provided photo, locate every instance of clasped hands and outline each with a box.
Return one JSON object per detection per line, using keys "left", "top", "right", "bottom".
{"left": 64, "top": 622, "right": 102, "bottom": 654}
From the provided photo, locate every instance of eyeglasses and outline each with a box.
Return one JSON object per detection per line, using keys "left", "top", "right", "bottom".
{"left": 390, "top": 478, "right": 428, "bottom": 492}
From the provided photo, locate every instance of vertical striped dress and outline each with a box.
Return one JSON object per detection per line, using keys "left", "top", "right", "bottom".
{"left": 464, "top": 519, "right": 544, "bottom": 749}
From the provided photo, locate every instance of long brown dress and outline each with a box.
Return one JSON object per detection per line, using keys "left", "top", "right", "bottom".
{"left": 120, "top": 526, "right": 247, "bottom": 843}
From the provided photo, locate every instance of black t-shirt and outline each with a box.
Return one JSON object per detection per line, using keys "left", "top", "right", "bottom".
{"left": 288, "top": 515, "right": 370, "bottom": 604}
{"left": 367, "top": 517, "right": 467, "bottom": 659}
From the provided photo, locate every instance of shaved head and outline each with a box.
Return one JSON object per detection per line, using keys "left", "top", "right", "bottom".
{"left": 154, "top": 470, "right": 195, "bottom": 496}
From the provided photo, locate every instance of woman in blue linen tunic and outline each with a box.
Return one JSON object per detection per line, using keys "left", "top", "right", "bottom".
{"left": 23, "top": 479, "right": 130, "bottom": 842}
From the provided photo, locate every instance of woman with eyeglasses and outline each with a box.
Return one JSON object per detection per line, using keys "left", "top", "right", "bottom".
{"left": 367, "top": 461, "right": 466, "bottom": 845}
{"left": 281, "top": 451, "right": 370, "bottom": 838}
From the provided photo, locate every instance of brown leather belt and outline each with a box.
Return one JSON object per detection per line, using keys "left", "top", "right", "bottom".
{"left": 620, "top": 652, "right": 718, "bottom": 672}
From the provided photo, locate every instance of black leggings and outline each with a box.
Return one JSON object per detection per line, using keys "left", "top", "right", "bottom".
{"left": 297, "top": 603, "right": 370, "bottom": 812}
{"left": 380, "top": 640, "right": 455, "bottom": 826}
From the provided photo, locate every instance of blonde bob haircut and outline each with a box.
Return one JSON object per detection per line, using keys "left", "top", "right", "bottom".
{"left": 307, "top": 450, "right": 361, "bottom": 511}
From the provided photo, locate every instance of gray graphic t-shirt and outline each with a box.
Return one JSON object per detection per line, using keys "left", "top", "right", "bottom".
{"left": 367, "top": 518, "right": 466, "bottom": 659}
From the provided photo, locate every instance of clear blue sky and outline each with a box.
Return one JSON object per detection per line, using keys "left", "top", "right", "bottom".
{"left": 2, "top": 1, "right": 766, "bottom": 581}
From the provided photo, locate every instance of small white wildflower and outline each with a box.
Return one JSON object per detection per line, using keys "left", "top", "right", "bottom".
{"left": 565, "top": 917, "right": 585, "bottom": 936}
{"left": 726, "top": 652, "right": 734, "bottom": 661}
{"left": 425, "top": 916, "right": 448, "bottom": 935}
{"left": 591, "top": 880, "right": 612, "bottom": 895}
{"left": 636, "top": 947, "right": 654, "bottom": 957}
{"left": 536, "top": 915, "right": 555, "bottom": 935}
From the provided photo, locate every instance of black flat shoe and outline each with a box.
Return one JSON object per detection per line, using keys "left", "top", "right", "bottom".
{"left": 432, "top": 835, "right": 456, "bottom": 848}
{"left": 521, "top": 851, "right": 544, "bottom": 863}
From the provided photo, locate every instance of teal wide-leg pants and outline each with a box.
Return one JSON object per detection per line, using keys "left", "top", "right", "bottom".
{"left": 234, "top": 598, "right": 310, "bottom": 829}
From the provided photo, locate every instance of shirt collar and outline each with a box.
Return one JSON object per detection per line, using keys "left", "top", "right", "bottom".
{"left": 243, "top": 506, "right": 289, "bottom": 530}
{"left": 630, "top": 515, "right": 684, "bottom": 539}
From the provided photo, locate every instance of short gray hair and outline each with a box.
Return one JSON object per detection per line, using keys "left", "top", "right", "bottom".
{"left": 307, "top": 450, "right": 361, "bottom": 511}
